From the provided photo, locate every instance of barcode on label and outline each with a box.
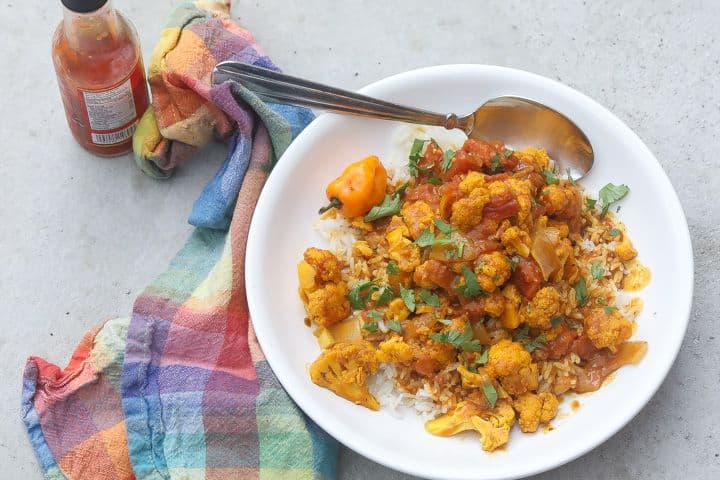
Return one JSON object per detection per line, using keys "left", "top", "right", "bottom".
{"left": 91, "top": 123, "right": 137, "bottom": 145}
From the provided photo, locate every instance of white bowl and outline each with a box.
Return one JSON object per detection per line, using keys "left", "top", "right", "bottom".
{"left": 245, "top": 65, "right": 693, "bottom": 480}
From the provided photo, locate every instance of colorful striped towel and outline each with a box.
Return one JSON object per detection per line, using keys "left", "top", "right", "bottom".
{"left": 22, "top": 2, "right": 339, "bottom": 479}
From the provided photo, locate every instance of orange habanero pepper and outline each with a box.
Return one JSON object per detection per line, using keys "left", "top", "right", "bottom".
{"left": 323, "top": 155, "right": 388, "bottom": 218}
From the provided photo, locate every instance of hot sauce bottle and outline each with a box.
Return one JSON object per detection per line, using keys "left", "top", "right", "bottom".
{"left": 52, "top": 0, "right": 149, "bottom": 156}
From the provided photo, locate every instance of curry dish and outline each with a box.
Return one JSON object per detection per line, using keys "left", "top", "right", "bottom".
{"left": 297, "top": 136, "right": 650, "bottom": 451}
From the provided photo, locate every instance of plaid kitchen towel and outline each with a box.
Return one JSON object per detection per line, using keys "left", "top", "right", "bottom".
{"left": 21, "top": 2, "right": 338, "bottom": 479}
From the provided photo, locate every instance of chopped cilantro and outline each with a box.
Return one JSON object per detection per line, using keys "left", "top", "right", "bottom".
{"left": 434, "top": 218, "right": 455, "bottom": 234}
{"left": 524, "top": 334, "right": 547, "bottom": 353}
{"left": 566, "top": 319, "right": 583, "bottom": 331}
{"left": 604, "top": 306, "right": 619, "bottom": 314}
{"left": 419, "top": 289, "right": 441, "bottom": 307}
{"left": 550, "top": 315, "right": 564, "bottom": 327}
{"left": 386, "top": 260, "right": 399, "bottom": 276}
{"left": 415, "top": 227, "right": 463, "bottom": 257}
{"left": 508, "top": 255, "right": 521, "bottom": 271}
{"left": 513, "top": 325, "right": 530, "bottom": 341}
{"left": 586, "top": 197, "right": 597, "bottom": 210}
{"left": 395, "top": 181, "right": 410, "bottom": 196}
{"left": 364, "top": 194, "right": 401, "bottom": 222}
{"left": 475, "top": 349, "right": 489, "bottom": 366}
{"left": 491, "top": 153, "right": 502, "bottom": 173}
{"left": 366, "top": 309, "right": 382, "bottom": 319}
{"left": 399, "top": 284, "right": 416, "bottom": 312}
{"left": 414, "top": 228, "right": 436, "bottom": 247}
{"left": 387, "top": 319, "right": 402, "bottom": 333}
{"left": 598, "top": 183, "right": 630, "bottom": 216}
{"left": 430, "top": 322, "right": 483, "bottom": 352}
{"left": 597, "top": 297, "right": 607, "bottom": 305}
{"left": 591, "top": 261, "right": 605, "bottom": 280}
{"left": 455, "top": 265, "right": 483, "bottom": 298}
{"left": 441, "top": 149, "right": 455, "bottom": 172}
{"left": 428, "top": 174, "right": 442, "bottom": 185}
{"left": 608, "top": 228, "right": 621, "bottom": 237}
{"left": 574, "top": 278, "right": 588, "bottom": 306}
{"left": 482, "top": 382, "right": 498, "bottom": 408}
{"left": 503, "top": 148, "right": 513, "bottom": 157}
{"left": 348, "top": 281, "right": 377, "bottom": 310}
{"left": 543, "top": 169, "right": 559, "bottom": 185}
{"left": 362, "top": 321, "right": 378, "bottom": 333}
{"left": 375, "top": 286, "right": 394, "bottom": 307}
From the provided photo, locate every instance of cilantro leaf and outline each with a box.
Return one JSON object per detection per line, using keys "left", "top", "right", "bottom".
{"left": 428, "top": 174, "right": 442, "bottom": 185}
{"left": 364, "top": 194, "right": 401, "bottom": 222}
{"left": 414, "top": 229, "right": 436, "bottom": 247}
{"left": 387, "top": 319, "right": 402, "bottom": 333}
{"left": 475, "top": 349, "right": 489, "bottom": 366}
{"left": 430, "top": 322, "right": 482, "bottom": 352}
{"left": 566, "top": 168, "right": 577, "bottom": 185}
{"left": 362, "top": 321, "right": 378, "bottom": 333}
{"left": 399, "top": 285, "right": 416, "bottom": 312}
{"left": 491, "top": 153, "right": 502, "bottom": 173}
{"left": 575, "top": 278, "right": 588, "bottom": 306}
{"left": 591, "top": 261, "right": 605, "bottom": 280}
{"left": 504, "top": 148, "right": 513, "bottom": 157}
{"left": 513, "top": 325, "right": 530, "bottom": 342}
{"left": 419, "top": 289, "right": 441, "bottom": 307}
{"left": 586, "top": 197, "right": 597, "bottom": 210}
{"left": 543, "top": 169, "right": 559, "bottom": 185}
{"left": 395, "top": 181, "right": 410, "bottom": 196}
{"left": 348, "top": 281, "right": 376, "bottom": 310}
{"left": 434, "top": 218, "right": 455, "bottom": 234}
{"left": 524, "top": 334, "right": 547, "bottom": 353}
{"left": 508, "top": 255, "right": 520, "bottom": 271}
{"left": 482, "top": 382, "right": 498, "bottom": 408}
{"left": 408, "top": 139, "right": 428, "bottom": 177}
{"left": 366, "top": 309, "right": 382, "bottom": 319}
{"left": 441, "top": 149, "right": 455, "bottom": 172}
{"left": 455, "top": 265, "right": 483, "bottom": 298}
{"left": 375, "top": 286, "right": 394, "bottom": 307}
{"left": 386, "top": 260, "right": 399, "bottom": 276}
{"left": 608, "top": 228, "right": 621, "bottom": 237}
{"left": 604, "top": 306, "right": 619, "bottom": 314}
{"left": 566, "top": 318, "right": 583, "bottom": 331}
{"left": 550, "top": 315, "right": 564, "bottom": 327}
{"left": 598, "top": 183, "right": 630, "bottom": 216}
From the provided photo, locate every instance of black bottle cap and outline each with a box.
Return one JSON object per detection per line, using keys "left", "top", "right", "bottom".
{"left": 61, "top": 0, "right": 109, "bottom": 13}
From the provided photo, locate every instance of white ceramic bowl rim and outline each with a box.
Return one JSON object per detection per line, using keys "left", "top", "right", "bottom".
{"left": 246, "top": 64, "right": 693, "bottom": 480}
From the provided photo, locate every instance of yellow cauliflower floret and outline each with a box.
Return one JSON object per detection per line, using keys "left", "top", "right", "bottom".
{"left": 457, "top": 365, "right": 493, "bottom": 389}
{"left": 487, "top": 179, "right": 512, "bottom": 198}
{"left": 459, "top": 171, "right": 486, "bottom": 194}
{"left": 303, "top": 247, "right": 342, "bottom": 284}
{"left": 385, "top": 298, "right": 410, "bottom": 322}
{"left": 425, "top": 400, "right": 516, "bottom": 452}
{"left": 539, "top": 184, "right": 582, "bottom": 219}
{"left": 386, "top": 225, "right": 421, "bottom": 272}
{"left": 376, "top": 337, "right": 414, "bottom": 363}
{"left": 309, "top": 341, "right": 380, "bottom": 410}
{"left": 516, "top": 147, "right": 551, "bottom": 170}
{"left": 476, "top": 251, "right": 512, "bottom": 293}
{"left": 500, "top": 284, "right": 522, "bottom": 329}
{"left": 614, "top": 230, "right": 638, "bottom": 261}
{"left": 501, "top": 226, "right": 531, "bottom": 257}
{"left": 306, "top": 284, "right": 351, "bottom": 328}
{"left": 584, "top": 307, "right": 633, "bottom": 351}
{"left": 513, "top": 392, "right": 559, "bottom": 433}
{"left": 352, "top": 240, "right": 374, "bottom": 258}
{"left": 500, "top": 363, "right": 539, "bottom": 396}
{"left": 522, "top": 286, "right": 562, "bottom": 330}
{"left": 486, "top": 339, "right": 532, "bottom": 378}
{"left": 506, "top": 178, "right": 534, "bottom": 228}
{"left": 401, "top": 200, "right": 436, "bottom": 240}
{"left": 451, "top": 186, "right": 490, "bottom": 231}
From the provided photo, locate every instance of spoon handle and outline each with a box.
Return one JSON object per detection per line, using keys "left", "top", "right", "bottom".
{"left": 213, "top": 61, "right": 467, "bottom": 131}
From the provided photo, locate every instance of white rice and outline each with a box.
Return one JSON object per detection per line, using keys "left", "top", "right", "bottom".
{"left": 369, "top": 363, "right": 445, "bottom": 420}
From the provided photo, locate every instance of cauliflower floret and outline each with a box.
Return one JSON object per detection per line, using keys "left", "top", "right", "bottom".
{"left": 425, "top": 400, "right": 516, "bottom": 452}
{"left": 476, "top": 251, "right": 512, "bottom": 293}
{"left": 521, "top": 286, "right": 562, "bottom": 330}
{"left": 352, "top": 240, "right": 374, "bottom": 258}
{"left": 459, "top": 171, "right": 486, "bottom": 194}
{"left": 451, "top": 186, "right": 490, "bottom": 231}
{"left": 401, "top": 200, "right": 436, "bottom": 240}
{"left": 500, "top": 284, "right": 522, "bottom": 329}
{"left": 386, "top": 225, "right": 421, "bottom": 272}
{"left": 306, "top": 284, "right": 351, "bottom": 327}
{"left": 376, "top": 337, "right": 414, "bottom": 363}
{"left": 584, "top": 307, "right": 633, "bottom": 351}
{"left": 516, "top": 147, "right": 551, "bottom": 170}
{"left": 614, "top": 230, "right": 638, "bottom": 261}
{"left": 309, "top": 341, "right": 380, "bottom": 410}
{"left": 539, "top": 184, "right": 582, "bottom": 220}
{"left": 303, "top": 247, "right": 342, "bottom": 284}
{"left": 506, "top": 178, "right": 535, "bottom": 228}
{"left": 385, "top": 297, "right": 410, "bottom": 322}
{"left": 500, "top": 363, "right": 539, "bottom": 396}
{"left": 501, "top": 226, "right": 531, "bottom": 257}
{"left": 457, "top": 365, "right": 493, "bottom": 389}
{"left": 513, "top": 392, "right": 559, "bottom": 433}
{"left": 486, "top": 339, "right": 532, "bottom": 377}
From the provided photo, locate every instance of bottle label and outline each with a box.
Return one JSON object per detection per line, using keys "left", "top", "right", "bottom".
{"left": 78, "top": 62, "right": 145, "bottom": 146}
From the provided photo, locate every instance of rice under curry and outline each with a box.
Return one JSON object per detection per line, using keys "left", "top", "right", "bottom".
{"left": 296, "top": 132, "right": 650, "bottom": 451}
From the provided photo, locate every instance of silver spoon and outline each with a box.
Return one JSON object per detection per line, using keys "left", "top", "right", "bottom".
{"left": 212, "top": 62, "right": 594, "bottom": 178}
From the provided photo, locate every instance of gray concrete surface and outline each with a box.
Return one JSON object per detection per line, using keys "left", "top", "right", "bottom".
{"left": 1, "top": 0, "right": 718, "bottom": 478}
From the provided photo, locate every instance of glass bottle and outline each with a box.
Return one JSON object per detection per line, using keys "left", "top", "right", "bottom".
{"left": 52, "top": 0, "right": 149, "bottom": 156}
